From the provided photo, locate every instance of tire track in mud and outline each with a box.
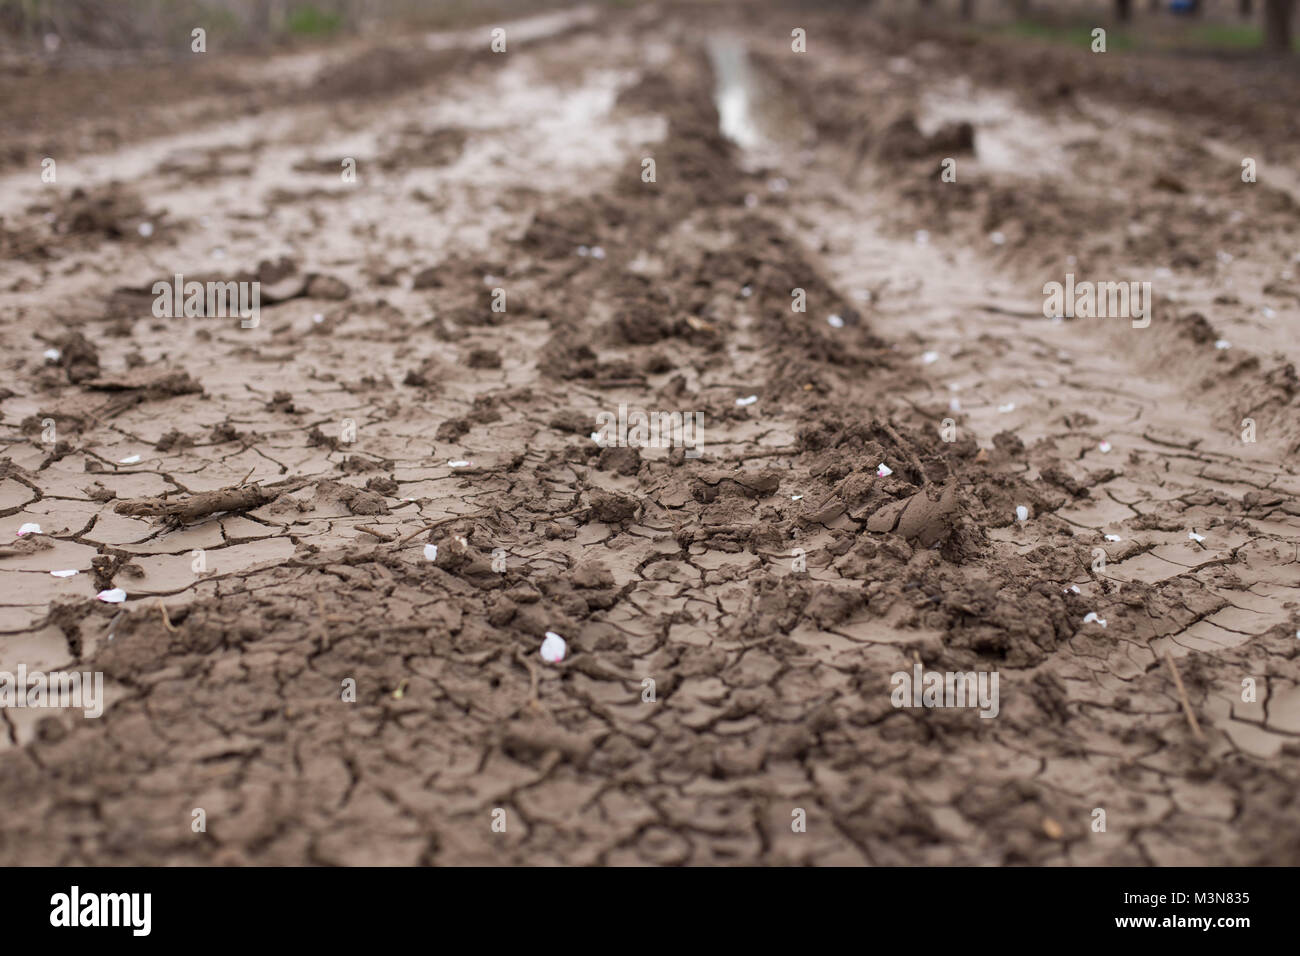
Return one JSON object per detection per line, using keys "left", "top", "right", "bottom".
{"left": 1, "top": 7, "right": 1298, "bottom": 865}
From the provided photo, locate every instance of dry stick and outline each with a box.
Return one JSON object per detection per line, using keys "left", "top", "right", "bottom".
{"left": 881, "top": 421, "right": 929, "bottom": 483}
{"left": 1164, "top": 648, "right": 1206, "bottom": 743}
{"left": 394, "top": 511, "right": 490, "bottom": 546}
{"left": 114, "top": 477, "right": 311, "bottom": 523}
{"left": 355, "top": 524, "right": 395, "bottom": 541}
{"left": 156, "top": 598, "right": 177, "bottom": 633}
{"left": 514, "top": 647, "right": 549, "bottom": 716}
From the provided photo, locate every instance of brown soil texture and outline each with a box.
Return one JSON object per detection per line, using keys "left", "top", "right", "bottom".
{"left": 2, "top": 3, "right": 1299, "bottom": 865}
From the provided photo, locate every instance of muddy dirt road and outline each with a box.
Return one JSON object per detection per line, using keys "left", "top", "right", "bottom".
{"left": 2, "top": 3, "right": 1299, "bottom": 865}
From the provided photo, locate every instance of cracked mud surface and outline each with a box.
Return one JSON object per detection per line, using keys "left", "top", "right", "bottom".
{"left": 2, "top": 3, "right": 1299, "bottom": 865}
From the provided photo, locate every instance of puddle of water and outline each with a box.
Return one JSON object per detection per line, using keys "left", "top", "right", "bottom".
{"left": 919, "top": 82, "right": 1087, "bottom": 177}
{"left": 425, "top": 5, "right": 599, "bottom": 51}
{"left": 708, "top": 37, "right": 765, "bottom": 151}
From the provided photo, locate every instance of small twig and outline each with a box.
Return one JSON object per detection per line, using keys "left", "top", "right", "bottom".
{"left": 156, "top": 597, "right": 177, "bottom": 633}
{"left": 881, "top": 421, "right": 928, "bottom": 483}
{"left": 514, "top": 647, "right": 549, "bottom": 715}
{"left": 395, "top": 511, "right": 490, "bottom": 546}
{"left": 355, "top": 524, "right": 395, "bottom": 541}
{"left": 1164, "top": 648, "right": 1206, "bottom": 743}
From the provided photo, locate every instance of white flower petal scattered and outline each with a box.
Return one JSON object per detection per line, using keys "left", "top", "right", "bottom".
{"left": 138, "top": 222, "right": 154, "bottom": 238}
{"left": 877, "top": 463, "right": 893, "bottom": 478}
{"left": 1104, "top": 534, "right": 1121, "bottom": 542}
{"left": 50, "top": 569, "right": 78, "bottom": 577}
{"left": 540, "top": 631, "right": 567, "bottom": 663}
{"left": 423, "top": 544, "right": 438, "bottom": 561}
{"left": 998, "top": 402, "right": 1016, "bottom": 413}
{"left": 1063, "top": 584, "right": 1081, "bottom": 594}
{"left": 921, "top": 351, "right": 940, "bottom": 365}
{"left": 1015, "top": 505, "right": 1029, "bottom": 522}
{"left": 17, "top": 522, "right": 41, "bottom": 536}
{"left": 1098, "top": 441, "right": 1112, "bottom": 453}
{"left": 448, "top": 460, "right": 470, "bottom": 468}
{"left": 1188, "top": 531, "right": 1205, "bottom": 543}
{"left": 827, "top": 314, "right": 844, "bottom": 329}
{"left": 914, "top": 230, "right": 930, "bottom": 245}
{"left": 735, "top": 395, "right": 758, "bottom": 407}
{"left": 990, "top": 231, "right": 1006, "bottom": 245}
{"left": 96, "top": 588, "right": 127, "bottom": 603}
{"left": 791, "top": 494, "right": 803, "bottom": 500}
{"left": 119, "top": 454, "right": 141, "bottom": 464}
{"left": 1214, "top": 339, "right": 1231, "bottom": 350}
{"left": 43, "top": 348, "right": 61, "bottom": 361}
{"left": 1083, "top": 612, "right": 1107, "bottom": 629}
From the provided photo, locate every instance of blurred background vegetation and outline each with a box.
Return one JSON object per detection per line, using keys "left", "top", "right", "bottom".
{"left": 0, "top": 0, "right": 1293, "bottom": 55}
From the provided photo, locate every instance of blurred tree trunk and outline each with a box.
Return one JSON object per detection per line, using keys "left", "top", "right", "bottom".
{"left": 1116, "top": 0, "right": 1133, "bottom": 21}
{"left": 1240, "top": 0, "right": 1254, "bottom": 17}
{"left": 1265, "top": 0, "right": 1294, "bottom": 51}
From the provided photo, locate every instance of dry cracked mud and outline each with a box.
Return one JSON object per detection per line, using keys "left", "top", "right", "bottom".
{"left": 1, "top": 2, "right": 1299, "bottom": 866}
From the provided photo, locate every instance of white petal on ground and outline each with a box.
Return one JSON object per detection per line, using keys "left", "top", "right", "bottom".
{"left": 540, "top": 631, "right": 567, "bottom": 663}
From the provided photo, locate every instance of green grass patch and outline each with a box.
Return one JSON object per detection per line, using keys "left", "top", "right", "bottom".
{"left": 285, "top": 4, "right": 343, "bottom": 37}
{"left": 996, "top": 19, "right": 1137, "bottom": 52}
